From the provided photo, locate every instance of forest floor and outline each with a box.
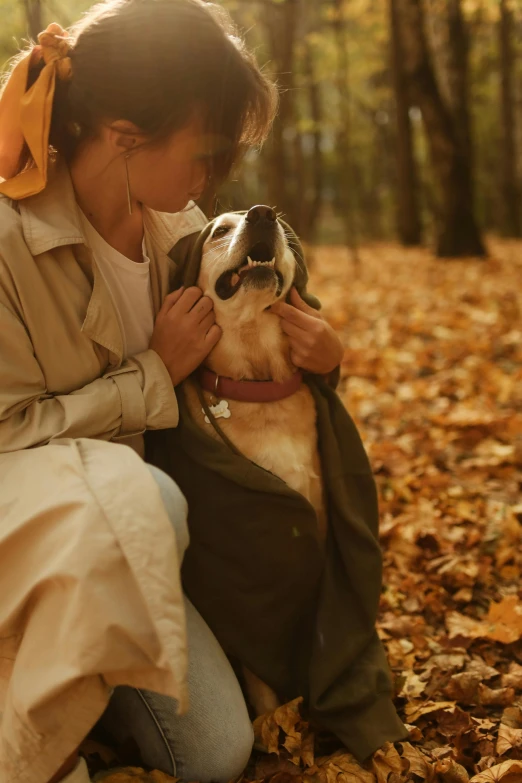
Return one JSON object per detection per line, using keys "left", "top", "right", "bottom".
{"left": 86, "top": 239, "right": 522, "bottom": 783}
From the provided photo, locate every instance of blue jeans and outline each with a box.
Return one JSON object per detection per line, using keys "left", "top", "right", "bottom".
{"left": 99, "top": 465, "right": 254, "bottom": 782}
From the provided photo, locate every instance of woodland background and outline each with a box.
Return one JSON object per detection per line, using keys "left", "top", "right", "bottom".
{"left": 3, "top": 0, "right": 522, "bottom": 257}
{"left": 2, "top": 1, "right": 522, "bottom": 782}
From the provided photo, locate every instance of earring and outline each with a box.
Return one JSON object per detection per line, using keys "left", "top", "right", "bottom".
{"left": 124, "top": 154, "right": 132, "bottom": 215}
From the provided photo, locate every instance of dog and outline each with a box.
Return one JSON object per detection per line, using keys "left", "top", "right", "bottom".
{"left": 181, "top": 205, "right": 327, "bottom": 716}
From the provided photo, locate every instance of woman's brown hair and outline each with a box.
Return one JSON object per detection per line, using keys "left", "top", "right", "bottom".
{"left": 37, "top": 0, "right": 277, "bottom": 183}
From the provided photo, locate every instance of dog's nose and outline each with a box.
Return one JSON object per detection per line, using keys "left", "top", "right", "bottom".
{"left": 246, "top": 205, "right": 277, "bottom": 224}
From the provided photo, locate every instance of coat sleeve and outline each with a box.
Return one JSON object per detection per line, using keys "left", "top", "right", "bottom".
{"left": 0, "top": 300, "right": 178, "bottom": 453}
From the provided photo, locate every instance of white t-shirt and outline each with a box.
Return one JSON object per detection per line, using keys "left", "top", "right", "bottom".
{"left": 80, "top": 210, "right": 154, "bottom": 359}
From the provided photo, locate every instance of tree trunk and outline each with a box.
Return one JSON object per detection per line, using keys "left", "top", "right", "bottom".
{"left": 446, "top": 0, "right": 473, "bottom": 164}
{"left": 333, "top": 0, "right": 360, "bottom": 265}
{"left": 499, "top": 0, "right": 521, "bottom": 237}
{"left": 389, "top": 0, "right": 422, "bottom": 245}
{"left": 395, "top": 0, "right": 485, "bottom": 257}
{"left": 263, "top": 0, "right": 300, "bottom": 230}
{"left": 302, "top": 35, "right": 325, "bottom": 243}
{"left": 22, "top": 0, "right": 43, "bottom": 40}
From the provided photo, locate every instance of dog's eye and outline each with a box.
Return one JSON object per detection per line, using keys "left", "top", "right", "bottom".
{"left": 213, "top": 225, "right": 231, "bottom": 239}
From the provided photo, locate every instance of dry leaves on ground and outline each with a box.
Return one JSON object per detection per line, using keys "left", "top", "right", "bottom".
{"left": 94, "top": 769, "right": 177, "bottom": 783}
{"left": 86, "top": 240, "right": 522, "bottom": 782}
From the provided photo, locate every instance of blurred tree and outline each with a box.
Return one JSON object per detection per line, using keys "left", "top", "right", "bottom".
{"left": 333, "top": 0, "right": 359, "bottom": 263}
{"left": 302, "top": 33, "right": 325, "bottom": 242}
{"left": 446, "top": 0, "right": 473, "bottom": 164}
{"left": 262, "top": 0, "right": 300, "bottom": 229}
{"left": 332, "top": 0, "right": 361, "bottom": 264}
{"left": 499, "top": 0, "right": 521, "bottom": 236}
{"left": 389, "top": 0, "right": 422, "bottom": 245}
{"left": 395, "top": 0, "right": 485, "bottom": 257}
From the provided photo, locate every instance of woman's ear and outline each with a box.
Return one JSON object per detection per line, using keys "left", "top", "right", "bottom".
{"left": 107, "top": 120, "right": 143, "bottom": 153}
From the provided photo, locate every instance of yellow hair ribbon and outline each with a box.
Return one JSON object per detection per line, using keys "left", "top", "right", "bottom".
{"left": 0, "top": 23, "right": 72, "bottom": 200}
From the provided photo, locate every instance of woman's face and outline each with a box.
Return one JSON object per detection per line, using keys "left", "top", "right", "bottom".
{"left": 125, "top": 119, "right": 211, "bottom": 214}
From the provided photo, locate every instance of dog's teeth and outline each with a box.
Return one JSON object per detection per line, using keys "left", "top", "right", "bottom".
{"left": 247, "top": 256, "right": 254, "bottom": 267}
{"left": 269, "top": 258, "right": 276, "bottom": 267}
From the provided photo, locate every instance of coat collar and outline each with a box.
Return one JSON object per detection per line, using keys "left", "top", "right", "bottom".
{"left": 17, "top": 159, "right": 205, "bottom": 258}
{"left": 16, "top": 160, "right": 206, "bottom": 365}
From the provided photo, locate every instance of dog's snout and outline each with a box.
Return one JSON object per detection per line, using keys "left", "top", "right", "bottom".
{"left": 246, "top": 205, "right": 277, "bottom": 225}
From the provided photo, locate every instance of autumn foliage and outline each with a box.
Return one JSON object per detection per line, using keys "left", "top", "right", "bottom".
{"left": 87, "top": 241, "right": 522, "bottom": 782}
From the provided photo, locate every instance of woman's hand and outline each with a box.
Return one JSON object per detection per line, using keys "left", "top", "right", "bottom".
{"left": 150, "top": 287, "right": 221, "bottom": 386}
{"left": 270, "top": 288, "right": 343, "bottom": 375}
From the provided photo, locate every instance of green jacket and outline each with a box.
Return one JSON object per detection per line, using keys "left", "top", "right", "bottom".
{"left": 146, "top": 217, "right": 407, "bottom": 761}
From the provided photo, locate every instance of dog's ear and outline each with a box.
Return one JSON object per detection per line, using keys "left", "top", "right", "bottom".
{"left": 168, "top": 221, "right": 216, "bottom": 290}
{"left": 279, "top": 219, "right": 321, "bottom": 311}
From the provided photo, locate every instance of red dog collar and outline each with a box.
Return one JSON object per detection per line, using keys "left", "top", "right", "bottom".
{"left": 198, "top": 368, "right": 303, "bottom": 403}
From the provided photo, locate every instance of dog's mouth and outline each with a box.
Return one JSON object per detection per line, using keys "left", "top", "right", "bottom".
{"left": 215, "top": 241, "right": 284, "bottom": 301}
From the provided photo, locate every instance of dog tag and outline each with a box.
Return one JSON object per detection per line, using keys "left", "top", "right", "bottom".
{"left": 202, "top": 399, "right": 231, "bottom": 425}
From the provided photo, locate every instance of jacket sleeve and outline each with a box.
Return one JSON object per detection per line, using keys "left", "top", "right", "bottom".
{"left": 0, "top": 300, "right": 178, "bottom": 453}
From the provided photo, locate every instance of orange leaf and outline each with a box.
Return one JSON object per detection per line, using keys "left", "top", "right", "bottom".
{"left": 485, "top": 596, "right": 522, "bottom": 644}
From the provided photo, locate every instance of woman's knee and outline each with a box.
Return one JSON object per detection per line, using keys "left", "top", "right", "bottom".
{"left": 146, "top": 464, "right": 189, "bottom": 560}
{"left": 209, "top": 709, "right": 254, "bottom": 782}
{"left": 99, "top": 684, "right": 254, "bottom": 783}
{"left": 99, "top": 597, "right": 255, "bottom": 783}
{"left": 186, "top": 700, "right": 254, "bottom": 783}
{"left": 139, "top": 687, "right": 254, "bottom": 783}
{"left": 170, "top": 598, "right": 255, "bottom": 781}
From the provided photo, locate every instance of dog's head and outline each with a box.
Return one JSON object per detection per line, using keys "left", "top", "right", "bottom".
{"left": 200, "top": 206, "right": 293, "bottom": 313}
{"left": 170, "top": 206, "right": 320, "bottom": 320}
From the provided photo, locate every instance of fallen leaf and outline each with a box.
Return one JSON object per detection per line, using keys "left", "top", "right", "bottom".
{"left": 485, "top": 596, "right": 522, "bottom": 644}
{"left": 370, "top": 742, "right": 402, "bottom": 782}
{"left": 253, "top": 698, "right": 315, "bottom": 768}
{"left": 313, "top": 751, "right": 376, "bottom": 783}
{"left": 433, "top": 757, "right": 470, "bottom": 782}
{"left": 445, "top": 612, "right": 486, "bottom": 641}
{"left": 478, "top": 683, "right": 515, "bottom": 707}
{"left": 469, "top": 760, "right": 522, "bottom": 782}
{"left": 396, "top": 742, "right": 434, "bottom": 781}
{"left": 496, "top": 724, "right": 522, "bottom": 755}
{"left": 253, "top": 711, "right": 280, "bottom": 756}
{"left": 465, "top": 659, "right": 500, "bottom": 681}
{"left": 501, "top": 662, "right": 522, "bottom": 690}
{"left": 444, "top": 672, "right": 481, "bottom": 703}
{"left": 97, "top": 770, "right": 177, "bottom": 783}
{"left": 436, "top": 705, "right": 474, "bottom": 737}
{"left": 398, "top": 671, "right": 427, "bottom": 699}
{"left": 501, "top": 706, "right": 522, "bottom": 729}
{"left": 404, "top": 700, "right": 456, "bottom": 723}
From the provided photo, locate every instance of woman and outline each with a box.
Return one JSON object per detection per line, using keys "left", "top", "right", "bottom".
{"left": 0, "top": 3, "right": 344, "bottom": 783}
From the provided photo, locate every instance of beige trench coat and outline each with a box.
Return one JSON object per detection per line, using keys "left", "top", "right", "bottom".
{"left": 0, "top": 162, "right": 206, "bottom": 783}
